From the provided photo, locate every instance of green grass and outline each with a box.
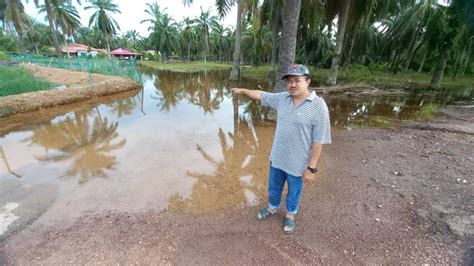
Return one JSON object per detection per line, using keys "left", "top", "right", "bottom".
{"left": 139, "top": 61, "right": 232, "bottom": 72}
{"left": 415, "top": 103, "right": 439, "bottom": 120}
{"left": 0, "top": 66, "right": 53, "bottom": 97}
{"left": 241, "top": 64, "right": 474, "bottom": 90}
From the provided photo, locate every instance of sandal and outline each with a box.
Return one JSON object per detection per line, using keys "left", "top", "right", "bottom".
{"left": 256, "top": 208, "right": 275, "bottom": 220}
{"left": 283, "top": 217, "right": 296, "bottom": 234}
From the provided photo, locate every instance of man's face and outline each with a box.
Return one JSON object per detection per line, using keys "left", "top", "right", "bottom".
{"left": 286, "top": 75, "right": 310, "bottom": 97}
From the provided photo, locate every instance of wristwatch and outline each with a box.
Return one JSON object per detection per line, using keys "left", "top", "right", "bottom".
{"left": 307, "top": 166, "right": 317, "bottom": 174}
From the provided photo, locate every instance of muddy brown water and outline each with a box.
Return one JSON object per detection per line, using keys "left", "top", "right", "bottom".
{"left": 0, "top": 68, "right": 472, "bottom": 239}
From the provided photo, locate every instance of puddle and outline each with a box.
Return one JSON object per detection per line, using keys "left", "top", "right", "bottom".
{"left": 0, "top": 68, "right": 472, "bottom": 223}
{"left": 0, "top": 202, "right": 19, "bottom": 235}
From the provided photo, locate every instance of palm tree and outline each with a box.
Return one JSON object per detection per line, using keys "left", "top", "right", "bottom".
{"left": 241, "top": 14, "right": 271, "bottom": 66}
{"left": 260, "top": 0, "right": 283, "bottom": 77}
{"left": 33, "top": 0, "right": 81, "bottom": 56}
{"left": 274, "top": 0, "right": 302, "bottom": 91}
{"left": 226, "top": 0, "right": 242, "bottom": 80}
{"left": 193, "top": 7, "right": 219, "bottom": 63}
{"left": 74, "top": 26, "right": 102, "bottom": 47}
{"left": 326, "top": 0, "right": 351, "bottom": 85}
{"left": 0, "top": 1, "right": 6, "bottom": 30}
{"left": 26, "top": 19, "right": 53, "bottom": 53}
{"left": 3, "top": 0, "right": 30, "bottom": 51}
{"left": 85, "top": 0, "right": 121, "bottom": 58}
{"left": 39, "top": 0, "right": 81, "bottom": 58}
{"left": 141, "top": 3, "right": 180, "bottom": 59}
{"left": 179, "top": 16, "right": 198, "bottom": 61}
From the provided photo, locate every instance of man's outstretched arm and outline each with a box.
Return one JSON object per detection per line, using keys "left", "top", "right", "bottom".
{"left": 230, "top": 88, "right": 262, "bottom": 101}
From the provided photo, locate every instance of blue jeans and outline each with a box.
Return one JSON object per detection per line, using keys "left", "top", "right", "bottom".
{"left": 268, "top": 163, "right": 303, "bottom": 214}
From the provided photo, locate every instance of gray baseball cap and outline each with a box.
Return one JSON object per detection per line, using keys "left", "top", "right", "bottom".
{"left": 281, "top": 64, "right": 310, "bottom": 80}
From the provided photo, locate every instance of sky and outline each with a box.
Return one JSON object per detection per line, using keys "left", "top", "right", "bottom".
{"left": 24, "top": 0, "right": 237, "bottom": 37}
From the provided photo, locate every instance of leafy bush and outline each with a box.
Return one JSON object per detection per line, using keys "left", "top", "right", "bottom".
{"left": 97, "top": 52, "right": 108, "bottom": 59}
{"left": 0, "top": 51, "right": 8, "bottom": 60}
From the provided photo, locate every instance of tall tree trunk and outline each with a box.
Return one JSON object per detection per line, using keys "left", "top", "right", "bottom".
{"left": 268, "top": 4, "right": 280, "bottom": 78}
{"left": 461, "top": 38, "right": 472, "bottom": 74}
{"left": 392, "top": 53, "right": 401, "bottom": 74}
{"left": 44, "top": 0, "right": 61, "bottom": 56}
{"left": 229, "top": 0, "right": 242, "bottom": 80}
{"left": 452, "top": 47, "right": 466, "bottom": 80}
{"left": 430, "top": 48, "right": 450, "bottom": 89}
{"left": 63, "top": 35, "right": 71, "bottom": 58}
{"left": 403, "top": 27, "right": 419, "bottom": 72}
{"left": 187, "top": 45, "right": 190, "bottom": 61}
{"left": 327, "top": 0, "right": 350, "bottom": 85}
{"left": 203, "top": 29, "right": 208, "bottom": 63}
{"left": 274, "top": 0, "right": 302, "bottom": 92}
{"left": 417, "top": 45, "right": 429, "bottom": 72}
{"left": 342, "top": 30, "right": 356, "bottom": 69}
{"left": 390, "top": 50, "right": 400, "bottom": 73}
{"left": 106, "top": 38, "right": 111, "bottom": 59}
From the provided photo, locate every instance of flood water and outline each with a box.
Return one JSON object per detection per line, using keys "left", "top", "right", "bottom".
{"left": 0, "top": 67, "right": 472, "bottom": 231}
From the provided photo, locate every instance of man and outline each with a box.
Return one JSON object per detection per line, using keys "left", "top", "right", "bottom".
{"left": 231, "top": 64, "right": 331, "bottom": 233}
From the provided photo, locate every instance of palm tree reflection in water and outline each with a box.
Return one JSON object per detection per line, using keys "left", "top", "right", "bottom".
{"left": 151, "top": 70, "right": 229, "bottom": 113}
{"left": 0, "top": 146, "right": 22, "bottom": 178}
{"left": 168, "top": 119, "right": 272, "bottom": 214}
{"left": 26, "top": 111, "right": 126, "bottom": 184}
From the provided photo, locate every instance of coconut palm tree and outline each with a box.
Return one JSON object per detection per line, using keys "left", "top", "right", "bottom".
{"left": 326, "top": 0, "right": 350, "bottom": 85}
{"left": 3, "top": 0, "right": 30, "bottom": 51}
{"left": 0, "top": 0, "right": 6, "bottom": 30}
{"left": 223, "top": 0, "right": 241, "bottom": 80}
{"left": 179, "top": 16, "right": 198, "bottom": 61}
{"left": 193, "top": 7, "right": 219, "bottom": 63}
{"left": 241, "top": 14, "right": 271, "bottom": 66}
{"left": 274, "top": 0, "right": 302, "bottom": 91}
{"left": 85, "top": 0, "right": 121, "bottom": 58}
{"left": 141, "top": 3, "right": 180, "bottom": 59}
{"left": 39, "top": 0, "right": 81, "bottom": 57}
{"left": 25, "top": 19, "right": 53, "bottom": 53}
{"left": 74, "top": 26, "right": 101, "bottom": 47}
{"left": 33, "top": 0, "right": 81, "bottom": 56}
{"left": 260, "top": 0, "right": 284, "bottom": 77}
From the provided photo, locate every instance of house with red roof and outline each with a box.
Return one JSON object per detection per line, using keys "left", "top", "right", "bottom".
{"left": 60, "top": 43, "right": 106, "bottom": 57}
{"left": 111, "top": 48, "right": 141, "bottom": 60}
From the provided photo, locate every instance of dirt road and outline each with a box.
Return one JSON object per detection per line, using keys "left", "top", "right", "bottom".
{"left": 1, "top": 106, "right": 472, "bottom": 264}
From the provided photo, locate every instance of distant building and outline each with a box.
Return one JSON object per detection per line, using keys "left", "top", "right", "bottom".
{"left": 111, "top": 48, "right": 141, "bottom": 60}
{"left": 59, "top": 43, "right": 106, "bottom": 57}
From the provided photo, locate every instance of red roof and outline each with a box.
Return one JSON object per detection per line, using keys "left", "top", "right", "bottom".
{"left": 111, "top": 48, "right": 139, "bottom": 55}
{"left": 60, "top": 43, "right": 105, "bottom": 53}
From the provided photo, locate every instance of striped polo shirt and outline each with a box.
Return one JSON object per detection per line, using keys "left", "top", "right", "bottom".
{"left": 261, "top": 90, "right": 331, "bottom": 176}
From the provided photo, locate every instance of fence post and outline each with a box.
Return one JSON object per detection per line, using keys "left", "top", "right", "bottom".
{"left": 87, "top": 57, "right": 93, "bottom": 91}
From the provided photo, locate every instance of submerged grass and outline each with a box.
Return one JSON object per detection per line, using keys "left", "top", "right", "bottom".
{"left": 0, "top": 66, "right": 53, "bottom": 96}
{"left": 139, "top": 61, "right": 232, "bottom": 72}
{"left": 349, "top": 115, "right": 395, "bottom": 129}
{"left": 415, "top": 103, "right": 439, "bottom": 120}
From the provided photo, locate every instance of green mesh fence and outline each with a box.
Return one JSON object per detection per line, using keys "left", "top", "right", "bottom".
{"left": 1, "top": 53, "right": 142, "bottom": 97}
{"left": 0, "top": 64, "right": 55, "bottom": 97}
